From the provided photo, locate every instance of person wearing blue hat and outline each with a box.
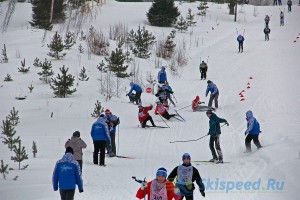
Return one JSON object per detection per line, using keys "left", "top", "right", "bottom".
{"left": 136, "top": 167, "right": 176, "bottom": 200}
{"left": 126, "top": 82, "right": 143, "bottom": 105}
{"left": 168, "top": 153, "right": 205, "bottom": 199}
{"left": 245, "top": 110, "right": 262, "bottom": 153}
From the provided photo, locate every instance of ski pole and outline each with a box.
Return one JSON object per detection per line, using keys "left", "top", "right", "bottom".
{"left": 206, "top": 56, "right": 209, "bottom": 64}
{"left": 176, "top": 104, "right": 192, "bottom": 111}
{"left": 243, "top": 28, "right": 245, "bottom": 36}
{"left": 172, "top": 94, "right": 178, "bottom": 103}
{"left": 170, "top": 134, "right": 208, "bottom": 143}
{"left": 132, "top": 177, "right": 147, "bottom": 200}
{"left": 236, "top": 28, "right": 239, "bottom": 35}
{"left": 117, "top": 125, "right": 120, "bottom": 156}
{"left": 158, "top": 114, "right": 170, "bottom": 128}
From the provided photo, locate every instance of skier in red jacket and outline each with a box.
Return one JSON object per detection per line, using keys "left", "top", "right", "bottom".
{"left": 138, "top": 105, "right": 156, "bottom": 128}
{"left": 136, "top": 168, "right": 177, "bottom": 200}
{"left": 154, "top": 101, "right": 177, "bottom": 120}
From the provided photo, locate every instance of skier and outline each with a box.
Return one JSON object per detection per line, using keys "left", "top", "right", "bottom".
{"left": 205, "top": 80, "right": 219, "bottom": 109}
{"left": 168, "top": 153, "right": 205, "bottom": 199}
{"left": 280, "top": 11, "right": 284, "bottom": 26}
{"left": 136, "top": 168, "right": 176, "bottom": 200}
{"left": 155, "top": 86, "right": 169, "bottom": 106}
{"left": 65, "top": 131, "right": 87, "bottom": 171}
{"left": 138, "top": 104, "right": 156, "bottom": 128}
{"left": 154, "top": 101, "right": 177, "bottom": 120}
{"left": 287, "top": 0, "right": 292, "bottom": 12}
{"left": 273, "top": 0, "right": 277, "bottom": 5}
{"left": 52, "top": 147, "right": 83, "bottom": 200}
{"left": 163, "top": 82, "right": 176, "bottom": 107}
{"left": 90, "top": 114, "right": 111, "bottom": 166}
{"left": 127, "top": 82, "right": 142, "bottom": 105}
{"left": 264, "top": 15, "right": 270, "bottom": 26}
{"left": 157, "top": 66, "right": 167, "bottom": 84}
{"left": 192, "top": 95, "right": 214, "bottom": 112}
{"left": 244, "top": 110, "right": 262, "bottom": 153}
{"left": 278, "top": 0, "right": 282, "bottom": 5}
{"left": 264, "top": 26, "right": 271, "bottom": 41}
{"left": 237, "top": 34, "right": 244, "bottom": 53}
{"left": 199, "top": 61, "right": 208, "bottom": 80}
{"left": 206, "top": 110, "right": 229, "bottom": 163}
{"left": 104, "top": 109, "right": 120, "bottom": 156}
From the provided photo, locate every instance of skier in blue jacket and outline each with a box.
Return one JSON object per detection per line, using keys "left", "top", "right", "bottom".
{"left": 91, "top": 114, "right": 111, "bottom": 166}
{"left": 52, "top": 147, "right": 83, "bottom": 199}
{"left": 237, "top": 34, "right": 245, "bottom": 53}
{"left": 126, "top": 82, "right": 142, "bottom": 105}
{"left": 157, "top": 66, "right": 167, "bottom": 84}
{"left": 205, "top": 80, "right": 219, "bottom": 108}
{"left": 245, "top": 110, "right": 262, "bottom": 153}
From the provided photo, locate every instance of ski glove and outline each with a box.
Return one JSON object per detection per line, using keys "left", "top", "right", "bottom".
{"left": 141, "top": 182, "right": 147, "bottom": 190}
{"left": 126, "top": 94, "right": 128, "bottom": 96}
{"left": 200, "top": 190, "right": 205, "bottom": 197}
{"left": 225, "top": 122, "right": 229, "bottom": 126}
{"left": 79, "top": 189, "right": 84, "bottom": 193}
{"left": 174, "top": 188, "right": 180, "bottom": 195}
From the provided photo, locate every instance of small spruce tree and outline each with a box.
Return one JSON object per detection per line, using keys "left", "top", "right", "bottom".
{"left": 18, "top": 59, "right": 30, "bottom": 73}
{"left": 33, "top": 57, "right": 42, "bottom": 67}
{"left": 47, "top": 32, "right": 66, "bottom": 60}
{"left": 1, "top": 118, "right": 20, "bottom": 151}
{"left": 186, "top": 8, "right": 196, "bottom": 26}
{"left": 28, "top": 84, "right": 34, "bottom": 93}
{"left": 105, "top": 48, "right": 130, "bottom": 78}
{"left": 197, "top": 1, "right": 208, "bottom": 16}
{"left": 175, "top": 16, "right": 188, "bottom": 33}
{"left": 64, "top": 31, "right": 75, "bottom": 49}
{"left": 0, "top": 160, "right": 9, "bottom": 180}
{"left": 4, "top": 74, "right": 13, "bottom": 82}
{"left": 7, "top": 107, "right": 20, "bottom": 126}
{"left": 91, "top": 100, "right": 104, "bottom": 118}
{"left": 11, "top": 140, "right": 29, "bottom": 170}
{"left": 50, "top": 65, "right": 77, "bottom": 98}
{"left": 32, "top": 141, "right": 37, "bottom": 158}
{"left": 1, "top": 44, "right": 8, "bottom": 63}
{"left": 97, "top": 60, "right": 108, "bottom": 73}
{"left": 37, "top": 59, "right": 54, "bottom": 84}
{"left": 78, "top": 43, "right": 84, "bottom": 53}
{"left": 163, "top": 30, "right": 176, "bottom": 59}
{"left": 79, "top": 67, "right": 89, "bottom": 81}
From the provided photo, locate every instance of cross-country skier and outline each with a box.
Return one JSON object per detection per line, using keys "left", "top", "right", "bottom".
{"left": 168, "top": 153, "right": 205, "bottom": 200}
{"left": 280, "top": 11, "right": 284, "bottom": 26}
{"left": 192, "top": 95, "right": 214, "bottom": 112}
{"left": 104, "top": 109, "right": 120, "bottom": 156}
{"left": 287, "top": 0, "right": 292, "bottom": 12}
{"left": 155, "top": 86, "right": 170, "bottom": 106}
{"left": 278, "top": 0, "right": 282, "bottom": 5}
{"left": 206, "top": 110, "right": 229, "bottom": 164}
{"left": 244, "top": 110, "right": 262, "bottom": 153}
{"left": 136, "top": 168, "right": 176, "bottom": 200}
{"left": 158, "top": 66, "right": 167, "bottom": 84}
{"left": 199, "top": 61, "right": 208, "bottom": 80}
{"left": 163, "top": 82, "right": 176, "bottom": 107}
{"left": 52, "top": 147, "right": 83, "bottom": 199}
{"left": 264, "top": 15, "right": 270, "bottom": 26}
{"left": 127, "top": 82, "right": 142, "bottom": 105}
{"left": 264, "top": 26, "right": 271, "bottom": 41}
{"left": 65, "top": 131, "right": 87, "bottom": 171}
{"left": 237, "top": 34, "right": 244, "bottom": 53}
{"left": 138, "top": 104, "right": 156, "bottom": 128}
{"left": 154, "top": 101, "right": 177, "bottom": 120}
{"left": 205, "top": 80, "right": 219, "bottom": 109}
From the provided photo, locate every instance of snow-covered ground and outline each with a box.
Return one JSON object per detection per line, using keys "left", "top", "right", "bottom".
{"left": 0, "top": 1, "right": 300, "bottom": 199}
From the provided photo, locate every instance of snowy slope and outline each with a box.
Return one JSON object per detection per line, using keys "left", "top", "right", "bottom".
{"left": 0, "top": 1, "right": 300, "bottom": 200}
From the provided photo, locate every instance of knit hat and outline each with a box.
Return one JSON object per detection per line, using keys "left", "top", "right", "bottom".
{"left": 65, "top": 146, "right": 74, "bottom": 154}
{"left": 156, "top": 167, "right": 167, "bottom": 178}
{"left": 196, "top": 96, "right": 200, "bottom": 100}
{"left": 105, "top": 109, "right": 111, "bottom": 115}
{"left": 206, "top": 110, "right": 213, "bottom": 115}
{"left": 182, "top": 153, "right": 191, "bottom": 161}
{"left": 73, "top": 131, "right": 80, "bottom": 137}
{"left": 207, "top": 80, "right": 212, "bottom": 84}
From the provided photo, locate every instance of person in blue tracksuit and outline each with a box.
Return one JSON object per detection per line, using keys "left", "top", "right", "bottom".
{"left": 205, "top": 80, "right": 219, "bottom": 108}
{"left": 245, "top": 110, "right": 262, "bottom": 153}
{"left": 237, "top": 34, "right": 245, "bottom": 53}
{"left": 104, "top": 109, "right": 120, "bottom": 156}
{"left": 91, "top": 114, "right": 111, "bottom": 166}
{"left": 157, "top": 66, "right": 167, "bottom": 84}
{"left": 52, "top": 147, "right": 83, "bottom": 200}
{"left": 126, "top": 82, "right": 142, "bottom": 105}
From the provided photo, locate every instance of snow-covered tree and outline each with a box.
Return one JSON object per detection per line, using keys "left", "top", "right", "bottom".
{"left": 18, "top": 59, "right": 30, "bottom": 73}
{"left": 7, "top": 107, "right": 19, "bottom": 126}
{"left": 64, "top": 31, "right": 75, "bottom": 49}
{"left": 4, "top": 74, "right": 13, "bottom": 81}
{"left": 47, "top": 32, "right": 66, "bottom": 60}
{"left": 11, "top": 140, "right": 28, "bottom": 170}
{"left": 37, "top": 59, "right": 54, "bottom": 84}
{"left": 97, "top": 60, "right": 108, "bottom": 73}
{"left": 186, "top": 8, "right": 196, "bottom": 26}
{"left": 1, "top": 44, "right": 8, "bottom": 63}
{"left": 78, "top": 44, "right": 84, "bottom": 53}
{"left": 105, "top": 48, "right": 130, "bottom": 78}
{"left": 79, "top": 67, "right": 89, "bottom": 81}
{"left": 176, "top": 16, "right": 188, "bottom": 33}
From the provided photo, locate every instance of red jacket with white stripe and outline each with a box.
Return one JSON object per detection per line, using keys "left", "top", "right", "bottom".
{"left": 138, "top": 106, "right": 153, "bottom": 122}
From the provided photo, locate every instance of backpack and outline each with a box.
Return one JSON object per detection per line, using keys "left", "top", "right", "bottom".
{"left": 237, "top": 35, "right": 244, "bottom": 42}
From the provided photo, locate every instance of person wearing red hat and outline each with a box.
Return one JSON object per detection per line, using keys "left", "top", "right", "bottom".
{"left": 192, "top": 95, "right": 215, "bottom": 112}
{"left": 136, "top": 168, "right": 176, "bottom": 200}
{"left": 138, "top": 105, "right": 156, "bottom": 128}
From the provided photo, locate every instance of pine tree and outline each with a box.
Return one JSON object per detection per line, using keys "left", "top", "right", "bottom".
{"left": 52, "top": 0, "right": 66, "bottom": 23}
{"left": 163, "top": 30, "right": 176, "bottom": 59}
{"left": 64, "top": 31, "right": 75, "bottom": 49}
{"left": 30, "top": 0, "right": 53, "bottom": 30}
{"left": 47, "top": 32, "right": 66, "bottom": 60}
{"left": 97, "top": 60, "right": 108, "bottom": 73}
{"left": 1, "top": 118, "right": 20, "bottom": 151}
{"left": 32, "top": 141, "right": 37, "bottom": 158}
{"left": 50, "top": 65, "right": 77, "bottom": 98}
{"left": 78, "top": 43, "right": 84, "bottom": 53}
{"left": 175, "top": 16, "right": 188, "bottom": 33}
{"left": 28, "top": 84, "right": 34, "bottom": 93}
{"left": 127, "top": 25, "right": 156, "bottom": 59}
{"left": 7, "top": 107, "right": 20, "bottom": 126}
{"left": 186, "top": 8, "right": 196, "bottom": 26}
{"left": 37, "top": 59, "right": 54, "bottom": 84}
{"left": 1, "top": 44, "right": 8, "bottom": 63}
{"left": 91, "top": 100, "right": 104, "bottom": 118}
{"left": 33, "top": 57, "right": 42, "bottom": 67}
{"left": 197, "top": 1, "right": 208, "bottom": 16}
{"left": 11, "top": 141, "right": 28, "bottom": 170}
{"left": 105, "top": 48, "right": 130, "bottom": 78}
{"left": 0, "top": 160, "right": 9, "bottom": 180}
{"left": 78, "top": 67, "right": 89, "bottom": 81}
{"left": 147, "top": 0, "right": 180, "bottom": 27}
{"left": 4, "top": 74, "right": 13, "bottom": 81}
{"left": 18, "top": 59, "right": 30, "bottom": 73}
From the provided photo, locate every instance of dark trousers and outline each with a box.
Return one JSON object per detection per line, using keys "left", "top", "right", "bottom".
{"left": 265, "top": 33, "right": 269, "bottom": 41}
{"left": 245, "top": 134, "right": 262, "bottom": 152}
{"left": 93, "top": 140, "right": 106, "bottom": 165}
{"left": 200, "top": 70, "right": 207, "bottom": 79}
{"left": 162, "top": 112, "right": 176, "bottom": 120}
{"left": 179, "top": 195, "right": 193, "bottom": 200}
{"left": 110, "top": 134, "right": 116, "bottom": 154}
{"left": 280, "top": 18, "right": 284, "bottom": 26}
{"left": 141, "top": 116, "right": 155, "bottom": 128}
{"left": 238, "top": 42, "right": 243, "bottom": 52}
{"left": 273, "top": 0, "right": 277, "bottom": 5}
{"left": 135, "top": 91, "right": 142, "bottom": 105}
{"left": 208, "top": 93, "right": 219, "bottom": 108}
{"left": 209, "top": 135, "right": 223, "bottom": 160}
{"left": 77, "top": 160, "right": 82, "bottom": 172}
{"left": 288, "top": 5, "right": 291, "bottom": 12}
{"left": 59, "top": 189, "right": 75, "bottom": 200}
